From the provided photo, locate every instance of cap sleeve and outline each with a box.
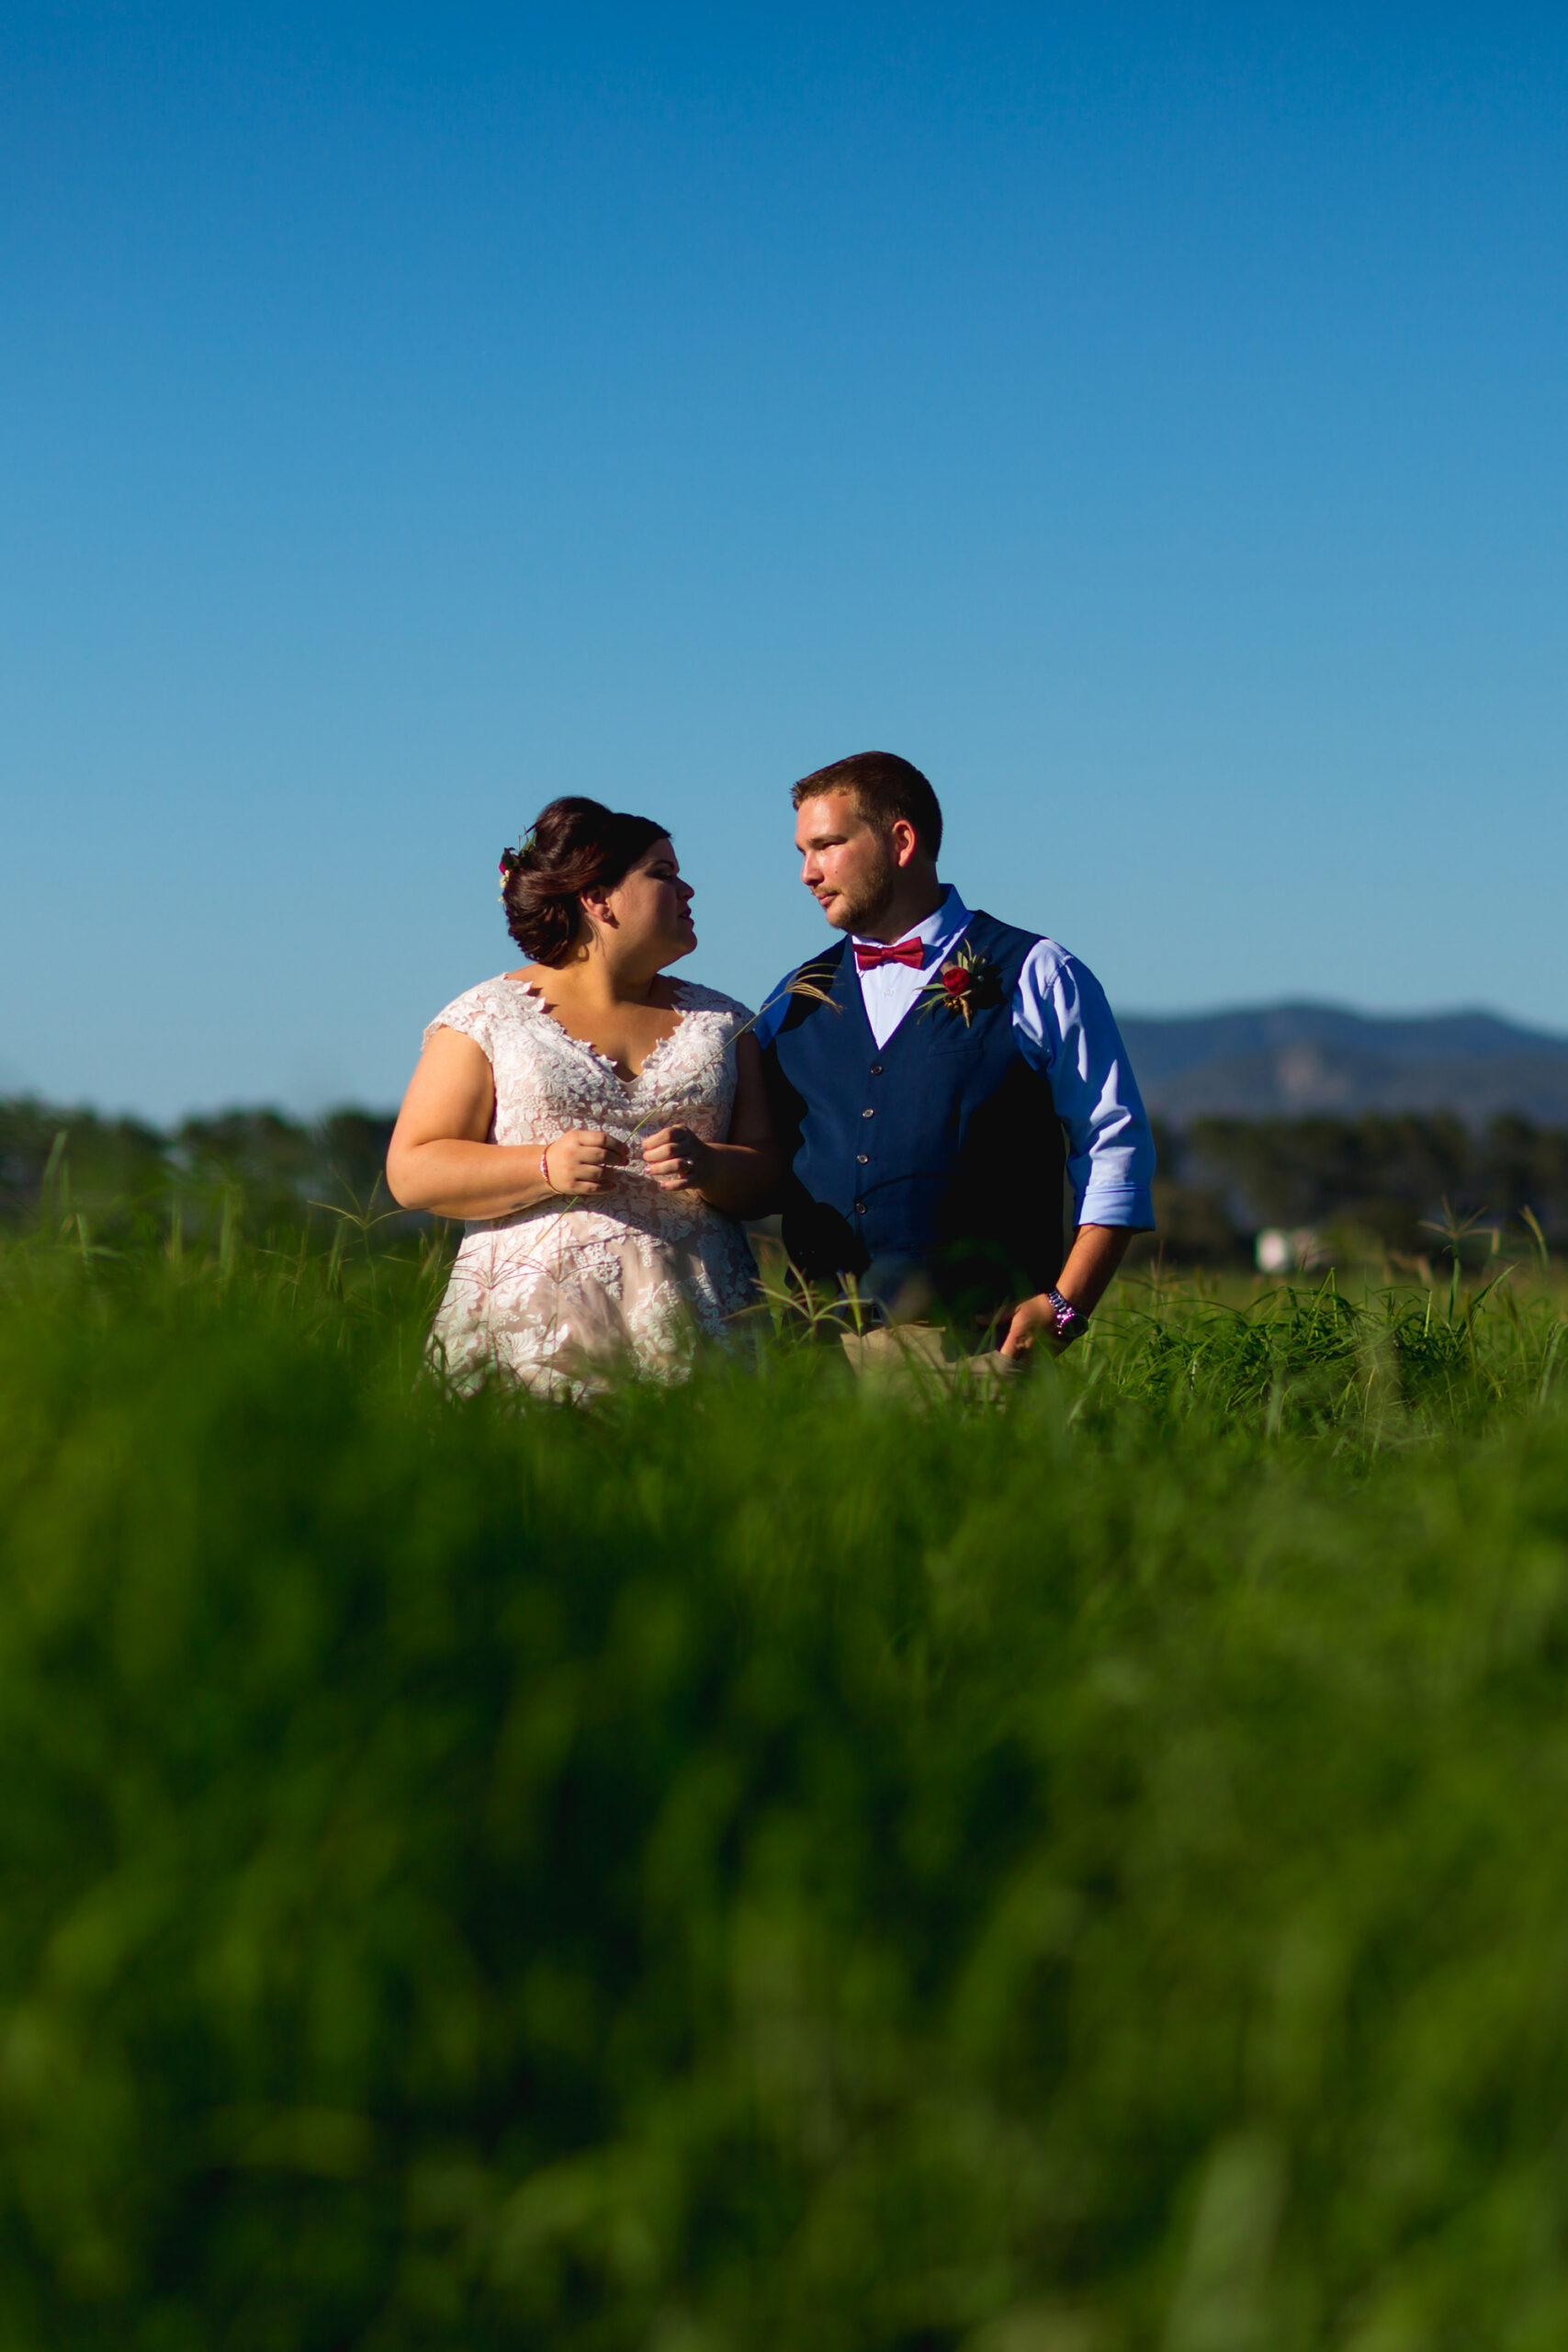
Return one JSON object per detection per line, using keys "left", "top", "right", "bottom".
{"left": 423, "top": 983, "right": 498, "bottom": 1062}
{"left": 675, "top": 980, "right": 755, "bottom": 1033}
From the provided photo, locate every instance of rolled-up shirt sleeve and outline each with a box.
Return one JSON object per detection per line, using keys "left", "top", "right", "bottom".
{"left": 1014, "top": 943, "right": 1156, "bottom": 1229}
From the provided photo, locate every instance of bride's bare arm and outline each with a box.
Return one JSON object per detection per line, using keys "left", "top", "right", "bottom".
{"left": 386, "top": 1027, "right": 624, "bottom": 1217}
{"left": 640, "top": 1033, "right": 781, "bottom": 1215}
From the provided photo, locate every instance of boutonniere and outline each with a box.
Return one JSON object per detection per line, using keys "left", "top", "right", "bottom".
{"left": 917, "top": 941, "right": 1004, "bottom": 1027}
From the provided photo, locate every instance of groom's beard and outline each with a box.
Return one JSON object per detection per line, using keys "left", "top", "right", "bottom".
{"left": 821, "top": 839, "right": 897, "bottom": 933}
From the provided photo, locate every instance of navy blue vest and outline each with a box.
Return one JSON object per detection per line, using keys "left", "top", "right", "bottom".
{"left": 762, "top": 910, "right": 1066, "bottom": 1322}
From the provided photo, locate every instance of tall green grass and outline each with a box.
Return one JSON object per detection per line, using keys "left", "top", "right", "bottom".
{"left": 1, "top": 1226, "right": 1566, "bottom": 2348}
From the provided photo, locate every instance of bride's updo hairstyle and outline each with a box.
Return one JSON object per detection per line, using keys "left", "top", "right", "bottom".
{"left": 499, "top": 796, "right": 671, "bottom": 967}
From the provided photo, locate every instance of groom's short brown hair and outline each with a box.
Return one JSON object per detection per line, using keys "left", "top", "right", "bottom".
{"left": 791, "top": 751, "right": 943, "bottom": 860}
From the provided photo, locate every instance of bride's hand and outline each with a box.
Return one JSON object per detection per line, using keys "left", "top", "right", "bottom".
{"left": 640, "top": 1125, "right": 712, "bottom": 1192}
{"left": 544, "top": 1130, "right": 628, "bottom": 1195}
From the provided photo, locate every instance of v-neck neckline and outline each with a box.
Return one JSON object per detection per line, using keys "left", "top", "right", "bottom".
{"left": 503, "top": 975, "right": 690, "bottom": 1089}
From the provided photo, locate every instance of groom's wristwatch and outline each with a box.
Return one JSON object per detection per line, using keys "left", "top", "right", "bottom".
{"left": 1046, "top": 1288, "right": 1088, "bottom": 1349}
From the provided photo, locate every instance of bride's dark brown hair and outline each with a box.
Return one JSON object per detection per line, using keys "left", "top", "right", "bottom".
{"left": 499, "top": 797, "right": 671, "bottom": 967}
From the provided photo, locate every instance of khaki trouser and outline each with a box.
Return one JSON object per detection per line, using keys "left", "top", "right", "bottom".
{"left": 839, "top": 1320, "right": 1024, "bottom": 1401}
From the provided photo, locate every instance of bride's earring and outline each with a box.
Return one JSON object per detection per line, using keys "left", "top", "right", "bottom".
{"left": 580, "top": 892, "right": 617, "bottom": 945}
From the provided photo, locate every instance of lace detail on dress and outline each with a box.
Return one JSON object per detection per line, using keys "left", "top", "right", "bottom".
{"left": 423, "top": 976, "right": 760, "bottom": 1397}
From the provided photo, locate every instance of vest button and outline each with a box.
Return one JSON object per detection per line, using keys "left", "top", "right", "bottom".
{"left": 854, "top": 1201, "right": 867, "bottom": 1214}
{"left": 856, "top": 1152, "right": 869, "bottom": 1165}
{"left": 862, "top": 1106, "right": 874, "bottom": 1118}
{"left": 869, "top": 1063, "right": 884, "bottom": 1076}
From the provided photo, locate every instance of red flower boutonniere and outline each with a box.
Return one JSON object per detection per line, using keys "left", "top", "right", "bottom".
{"left": 917, "top": 941, "right": 1004, "bottom": 1028}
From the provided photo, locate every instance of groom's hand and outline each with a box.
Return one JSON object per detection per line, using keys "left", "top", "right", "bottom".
{"left": 998, "top": 1294, "right": 1066, "bottom": 1362}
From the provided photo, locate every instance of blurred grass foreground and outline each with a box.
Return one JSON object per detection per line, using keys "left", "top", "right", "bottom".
{"left": 3, "top": 1178, "right": 1568, "bottom": 2346}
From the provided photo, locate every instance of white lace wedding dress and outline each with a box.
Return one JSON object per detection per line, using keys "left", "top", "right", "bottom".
{"left": 423, "top": 974, "right": 761, "bottom": 1397}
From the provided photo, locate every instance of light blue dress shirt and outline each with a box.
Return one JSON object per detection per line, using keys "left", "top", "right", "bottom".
{"left": 753, "top": 886, "right": 1156, "bottom": 1230}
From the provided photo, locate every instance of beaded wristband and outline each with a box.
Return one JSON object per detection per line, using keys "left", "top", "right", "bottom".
{"left": 539, "top": 1145, "right": 555, "bottom": 1194}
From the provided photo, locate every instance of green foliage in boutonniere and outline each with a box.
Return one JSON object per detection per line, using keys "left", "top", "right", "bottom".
{"left": 916, "top": 942, "right": 1005, "bottom": 1028}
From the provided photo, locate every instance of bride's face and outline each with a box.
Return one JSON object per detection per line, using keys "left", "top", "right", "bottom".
{"left": 602, "top": 838, "right": 697, "bottom": 965}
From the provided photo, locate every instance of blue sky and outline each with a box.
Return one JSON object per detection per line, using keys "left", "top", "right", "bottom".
{"left": 5, "top": 3, "right": 1566, "bottom": 1119}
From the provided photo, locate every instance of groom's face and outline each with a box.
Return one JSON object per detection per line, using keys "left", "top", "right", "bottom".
{"left": 795, "top": 791, "right": 897, "bottom": 933}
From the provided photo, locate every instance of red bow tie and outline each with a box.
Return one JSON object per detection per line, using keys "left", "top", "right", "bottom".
{"left": 853, "top": 937, "right": 925, "bottom": 971}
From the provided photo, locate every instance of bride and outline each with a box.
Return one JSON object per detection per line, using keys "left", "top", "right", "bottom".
{"left": 387, "top": 796, "right": 778, "bottom": 1396}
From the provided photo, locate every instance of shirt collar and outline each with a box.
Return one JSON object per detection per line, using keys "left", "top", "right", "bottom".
{"left": 851, "top": 884, "right": 970, "bottom": 968}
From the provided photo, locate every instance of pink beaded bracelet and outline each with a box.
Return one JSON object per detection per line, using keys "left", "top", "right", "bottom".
{"left": 539, "top": 1145, "right": 555, "bottom": 1193}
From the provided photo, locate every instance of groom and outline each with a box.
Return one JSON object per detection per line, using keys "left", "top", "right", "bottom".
{"left": 754, "top": 751, "right": 1155, "bottom": 1359}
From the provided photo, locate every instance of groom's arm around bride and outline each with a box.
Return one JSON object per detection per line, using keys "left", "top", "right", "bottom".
{"left": 753, "top": 752, "right": 1155, "bottom": 1361}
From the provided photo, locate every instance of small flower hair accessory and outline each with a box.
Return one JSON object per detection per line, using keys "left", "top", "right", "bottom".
{"left": 916, "top": 941, "right": 1003, "bottom": 1027}
{"left": 497, "top": 826, "right": 538, "bottom": 900}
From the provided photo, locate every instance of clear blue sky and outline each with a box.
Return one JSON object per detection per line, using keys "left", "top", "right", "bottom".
{"left": 5, "top": 3, "right": 1566, "bottom": 1120}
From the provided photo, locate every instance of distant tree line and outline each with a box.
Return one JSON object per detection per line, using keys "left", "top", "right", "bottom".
{"left": 1150, "top": 1112, "right": 1568, "bottom": 1264}
{"left": 0, "top": 1097, "right": 412, "bottom": 1242}
{"left": 6, "top": 1096, "right": 1567, "bottom": 1264}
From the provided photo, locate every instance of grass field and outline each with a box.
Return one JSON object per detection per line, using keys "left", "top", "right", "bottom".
{"left": 2, "top": 1211, "right": 1567, "bottom": 2349}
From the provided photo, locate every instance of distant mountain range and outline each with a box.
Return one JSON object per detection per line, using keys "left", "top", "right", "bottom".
{"left": 6, "top": 1011, "right": 1567, "bottom": 1132}
{"left": 1119, "top": 1004, "right": 1568, "bottom": 1128}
